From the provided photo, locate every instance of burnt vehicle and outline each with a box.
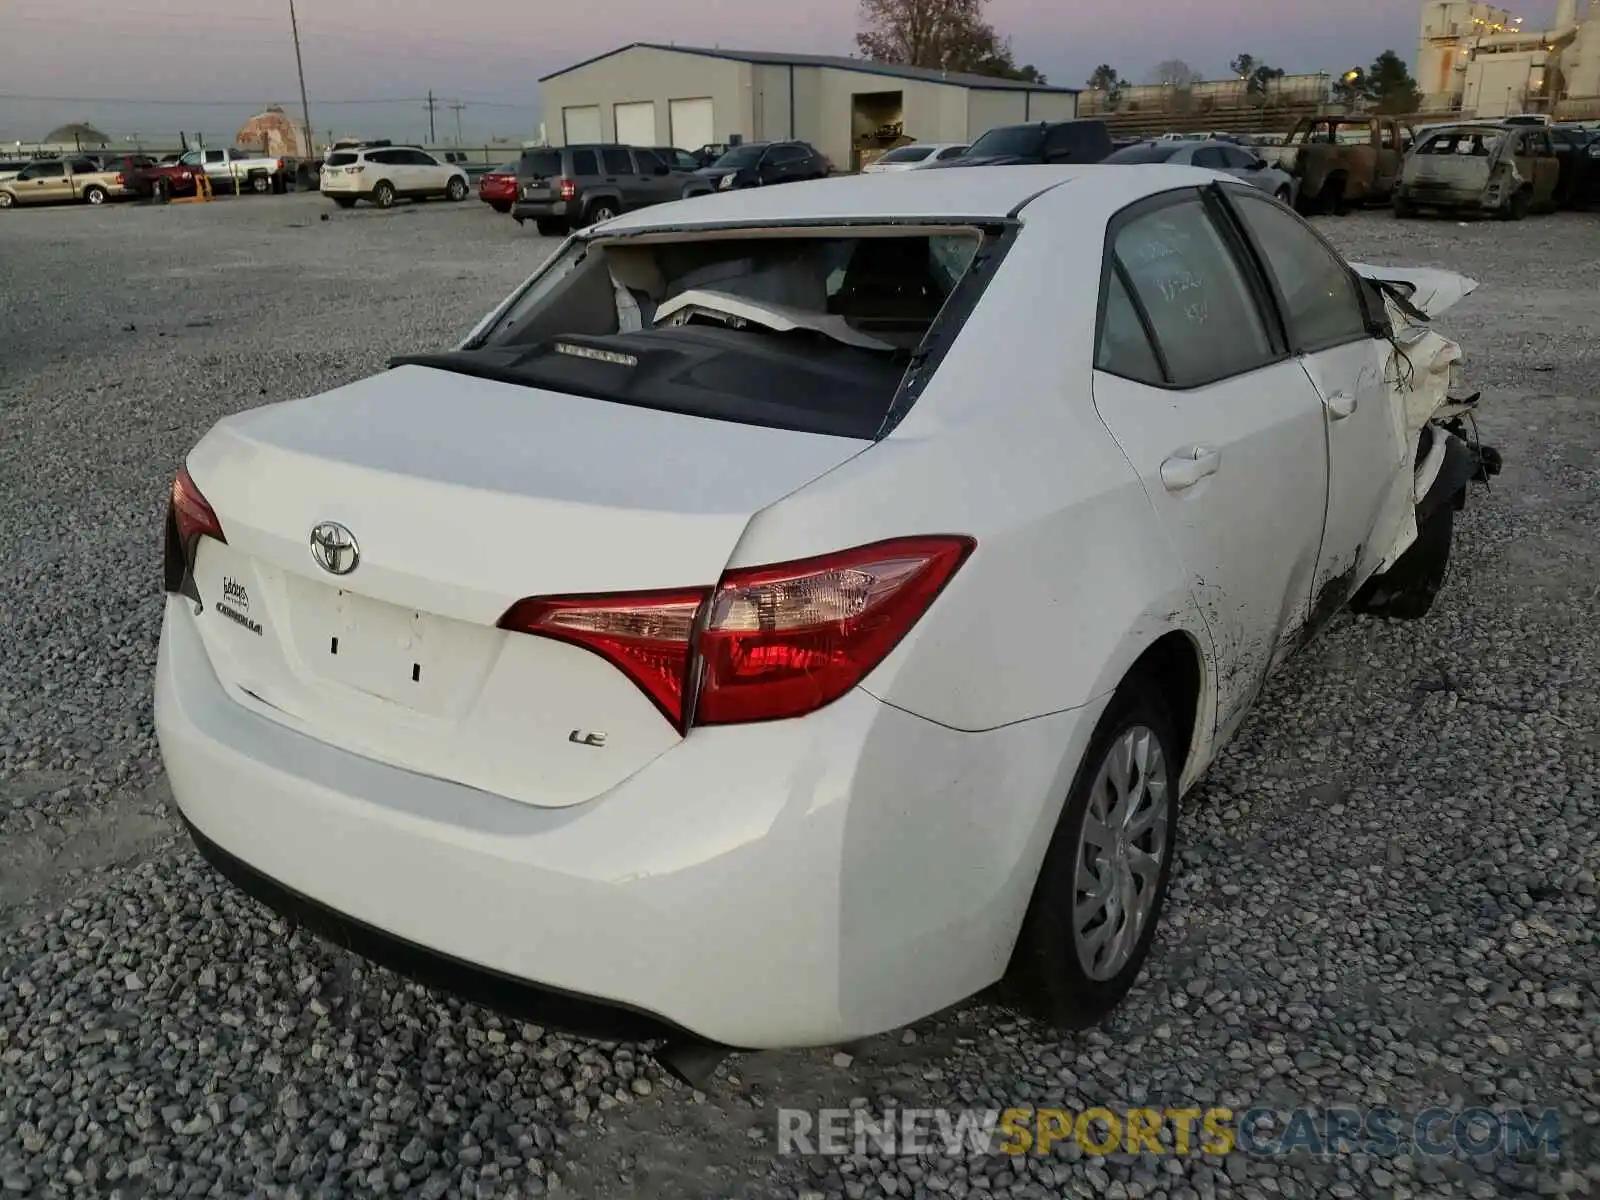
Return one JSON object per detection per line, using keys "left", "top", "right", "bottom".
{"left": 1394, "top": 123, "right": 1560, "bottom": 219}
{"left": 1262, "top": 116, "right": 1411, "bottom": 215}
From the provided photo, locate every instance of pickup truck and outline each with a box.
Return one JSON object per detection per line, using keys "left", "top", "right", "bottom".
{"left": 1260, "top": 116, "right": 1412, "bottom": 214}
{"left": 0, "top": 156, "right": 131, "bottom": 208}
{"left": 133, "top": 148, "right": 289, "bottom": 198}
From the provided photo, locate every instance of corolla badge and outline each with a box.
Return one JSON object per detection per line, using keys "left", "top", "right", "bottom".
{"left": 309, "top": 521, "right": 360, "bottom": 576}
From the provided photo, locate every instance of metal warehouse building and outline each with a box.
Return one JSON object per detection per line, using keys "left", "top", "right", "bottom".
{"left": 538, "top": 43, "right": 1080, "bottom": 171}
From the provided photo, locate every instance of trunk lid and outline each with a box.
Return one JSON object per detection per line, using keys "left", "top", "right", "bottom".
{"left": 1400, "top": 152, "right": 1491, "bottom": 198}
{"left": 184, "top": 364, "right": 868, "bottom": 807}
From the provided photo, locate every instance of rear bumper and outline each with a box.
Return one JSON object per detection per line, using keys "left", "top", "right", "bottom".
{"left": 155, "top": 596, "right": 1093, "bottom": 1049}
{"left": 511, "top": 199, "right": 570, "bottom": 220}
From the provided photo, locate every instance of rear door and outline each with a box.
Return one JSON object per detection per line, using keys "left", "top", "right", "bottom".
{"left": 1090, "top": 188, "right": 1330, "bottom": 735}
{"left": 597, "top": 145, "right": 638, "bottom": 206}
{"left": 1375, "top": 121, "right": 1404, "bottom": 194}
{"left": 759, "top": 144, "right": 810, "bottom": 184}
{"left": 1221, "top": 186, "right": 1406, "bottom": 596}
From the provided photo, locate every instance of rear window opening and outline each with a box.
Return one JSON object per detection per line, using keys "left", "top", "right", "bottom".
{"left": 879, "top": 146, "right": 934, "bottom": 164}
{"left": 326, "top": 152, "right": 359, "bottom": 166}
{"left": 1417, "top": 131, "right": 1502, "bottom": 156}
{"left": 403, "top": 225, "right": 1000, "bottom": 440}
{"left": 520, "top": 150, "right": 562, "bottom": 177}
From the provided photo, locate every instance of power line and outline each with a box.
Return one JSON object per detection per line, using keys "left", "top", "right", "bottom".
{"left": 448, "top": 101, "right": 468, "bottom": 144}
{"left": 0, "top": 91, "right": 541, "bottom": 109}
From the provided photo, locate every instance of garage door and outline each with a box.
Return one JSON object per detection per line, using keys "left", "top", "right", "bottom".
{"left": 669, "top": 97, "right": 715, "bottom": 150}
{"left": 562, "top": 105, "right": 602, "bottom": 144}
{"left": 614, "top": 101, "right": 657, "bottom": 146}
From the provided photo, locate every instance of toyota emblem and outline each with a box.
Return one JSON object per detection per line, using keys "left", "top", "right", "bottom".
{"left": 309, "top": 521, "right": 360, "bottom": 576}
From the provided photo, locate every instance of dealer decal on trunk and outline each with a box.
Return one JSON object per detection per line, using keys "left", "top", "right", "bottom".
{"left": 216, "top": 576, "right": 263, "bottom": 636}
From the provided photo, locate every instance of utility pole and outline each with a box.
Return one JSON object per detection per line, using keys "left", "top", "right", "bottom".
{"left": 288, "top": 0, "right": 315, "bottom": 158}
{"left": 449, "top": 101, "right": 467, "bottom": 145}
{"left": 425, "top": 91, "right": 438, "bottom": 142}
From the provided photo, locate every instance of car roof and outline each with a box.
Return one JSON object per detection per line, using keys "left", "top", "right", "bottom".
{"left": 592, "top": 164, "right": 1238, "bottom": 233}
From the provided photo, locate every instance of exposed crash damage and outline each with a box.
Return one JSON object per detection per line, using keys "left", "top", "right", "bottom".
{"left": 1260, "top": 116, "right": 1411, "bottom": 215}
{"left": 1345, "top": 263, "right": 1502, "bottom": 618}
{"left": 1395, "top": 124, "right": 1561, "bottom": 220}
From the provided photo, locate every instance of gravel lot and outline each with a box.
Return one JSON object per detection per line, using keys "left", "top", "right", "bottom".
{"left": 1, "top": 192, "right": 1597, "bottom": 1200}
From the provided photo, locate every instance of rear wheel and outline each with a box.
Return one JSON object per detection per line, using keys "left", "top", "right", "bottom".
{"left": 152, "top": 178, "right": 170, "bottom": 201}
{"left": 1394, "top": 196, "right": 1417, "bottom": 219}
{"left": 534, "top": 217, "right": 567, "bottom": 235}
{"left": 372, "top": 180, "right": 396, "bottom": 209}
{"left": 446, "top": 176, "right": 468, "bottom": 201}
{"left": 490, "top": 200, "right": 511, "bottom": 213}
{"left": 1502, "top": 186, "right": 1532, "bottom": 221}
{"left": 583, "top": 200, "right": 618, "bottom": 226}
{"left": 1275, "top": 185, "right": 1293, "bottom": 204}
{"left": 83, "top": 186, "right": 108, "bottom": 206}
{"left": 250, "top": 173, "right": 272, "bottom": 194}
{"left": 0, "top": 192, "right": 13, "bottom": 209}
{"left": 1006, "top": 680, "right": 1181, "bottom": 1030}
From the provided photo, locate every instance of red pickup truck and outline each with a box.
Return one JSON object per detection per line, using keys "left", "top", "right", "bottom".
{"left": 132, "top": 148, "right": 290, "bottom": 199}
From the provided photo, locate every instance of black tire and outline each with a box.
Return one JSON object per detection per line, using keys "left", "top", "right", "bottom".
{"left": 372, "top": 181, "right": 396, "bottom": 209}
{"left": 534, "top": 217, "right": 567, "bottom": 235}
{"left": 152, "top": 178, "right": 170, "bottom": 202}
{"left": 1349, "top": 500, "right": 1455, "bottom": 620}
{"left": 1275, "top": 185, "right": 1293, "bottom": 205}
{"left": 583, "top": 200, "right": 618, "bottom": 226}
{"left": 333, "top": 197, "right": 357, "bottom": 209}
{"left": 1394, "top": 196, "right": 1417, "bottom": 219}
{"left": 1502, "top": 187, "right": 1532, "bottom": 221}
{"left": 446, "top": 176, "right": 469, "bottom": 202}
{"left": 1006, "top": 680, "right": 1181, "bottom": 1031}
{"left": 0, "top": 191, "right": 13, "bottom": 210}
{"left": 250, "top": 173, "right": 271, "bottom": 194}
{"left": 490, "top": 200, "right": 511, "bottom": 213}
{"left": 83, "top": 186, "right": 108, "bottom": 206}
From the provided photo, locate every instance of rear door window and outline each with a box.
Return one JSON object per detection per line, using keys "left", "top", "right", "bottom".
{"left": 520, "top": 150, "right": 562, "bottom": 177}
{"left": 1095, "top": 271, "right": 1165, "bottom": 385}
{"left": 600, "top": 148, "right": 633, "bottom": 175}
{"left": 1191, "top": 147, "right": 1227, "bottom": 169}
{"left": 632, "top": 149, "right": 665, "bottom": 172}
{"left": 1111, "top": 195, "right": 1276, "bottom": 388}
{"left": 569, "top": 149, "right": 600, "bottom": 177}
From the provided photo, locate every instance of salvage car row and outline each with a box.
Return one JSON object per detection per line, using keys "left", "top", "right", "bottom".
{"left": 462, "top": 116, "right": 1600, "bottom": 236}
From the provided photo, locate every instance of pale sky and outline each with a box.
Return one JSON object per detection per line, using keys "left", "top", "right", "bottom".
{"left": 0, "top": 0, "right": 1561, "bottom": 147}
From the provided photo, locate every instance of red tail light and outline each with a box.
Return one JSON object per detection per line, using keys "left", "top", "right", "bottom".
{"left": 696, "top": 536, "right": 974, "bottom": 724}
{"left": 499, "top": 589, "right": 708, "bottom": 726}
{"left": 497, "top": 536, "right": 974, "bottom": 730}
{"left": 165, "top": 466, "right": 226, "bottom": 596}
{"left": 115, "top": 173, "right": 125, "bottom": 185}
{"left": 172, "top": 466, "right": 226, "bottom": 547}
{"left": 558, "top": 177, "right": 577, "bottom": 201}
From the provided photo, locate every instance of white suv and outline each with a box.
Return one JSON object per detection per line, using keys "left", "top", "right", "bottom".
{"left": 320, "top": 145, "right": 470, "bottom": 209}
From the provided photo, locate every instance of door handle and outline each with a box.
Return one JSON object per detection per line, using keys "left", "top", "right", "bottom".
{"left": 1324, "top": 390, "right": 1358, "bottom": 419}
{"left": 1160, "top": 445, "right": 1221, "bottom": 491}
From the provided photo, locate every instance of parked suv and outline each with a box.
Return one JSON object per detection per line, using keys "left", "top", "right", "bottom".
{"left": 512, "top": 144, "right": 712, "bottom": 235}
{"left": 936, "top": 119, "right": 1113, "bottom": 167}
{"left": 320, "top": 145, "right": 470, "bottom": 209}
{"left": 695, "top": 141, "right": 830, "bottom": 190}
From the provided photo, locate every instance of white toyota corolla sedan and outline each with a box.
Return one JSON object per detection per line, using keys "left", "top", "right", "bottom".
{"left": 156, "top": 165, "right": 1496, "bottom": 1081}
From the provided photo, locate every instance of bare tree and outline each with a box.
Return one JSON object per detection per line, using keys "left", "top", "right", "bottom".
{"left": 1149, "top": 58, "right": 1199, "bottom": 87}
{"left": 856, "top": 0, "right": 1013, "bottom": 76}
